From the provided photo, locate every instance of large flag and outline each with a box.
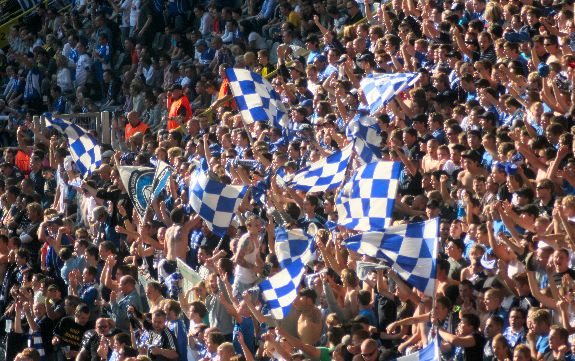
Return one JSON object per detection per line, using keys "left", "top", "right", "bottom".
{"left": 151, "top": 160, "right": 173, "bottom": 199}
{"left": 17, "top": 0, "right": 40, "bottom": 10}
{"left": 288, "top": 142, "right": 353, "bottom": 193}
{"left": 226, "top": 68, "right": 288, "bottom": 128}
{"left": 336, "top": 161, "right": 401, "bottom": 231}
{"left": 259, "top": 242, "right": 315, "bottom": 319}
{"left": 343, "top": 218, "right": 439, "bottom": 296}
{"left": 346, "top": 112, "right": 383, "bottom": 164}
{"left": 176, "top": 258, "right": 203, "bottom": 291}
{"left": 391, "top": 337, "right": 439, "bottom": 361}
{"left": 118, "top": 166, "right": 154, "bottom": 217}
{"left": 275, "top": 227, "right": 314, "bottom": 268}
{"left": 46, "top": 117, "right": 102, "bottom": 176}
{"left": 189, "top": 170, "right": 248, "bottom": 238}
{"left": 360, "top": 73, "right": 420, "bottom": 115}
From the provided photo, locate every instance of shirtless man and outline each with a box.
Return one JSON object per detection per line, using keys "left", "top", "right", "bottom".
{"left": 457, "top": 150, "right": 489, "bottom": 192}
{"left": 165, "top": 207, "right": 190, "bottom": 261}
{"left": 293, "top": 288, "right": 323, "bottom": 346}
{"left": 164, "top": 207, "right": 202, "bottom": 262}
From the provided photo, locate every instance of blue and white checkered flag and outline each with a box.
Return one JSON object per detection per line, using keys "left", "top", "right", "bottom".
{"left": 288, "top": 143, "right": 353, "bottom": 193}
{"left": 45, "top": 117, "right": 102, "bottom": 176}
{"left": 343, "top": 218, "right": 439, "bottom": 296}
{"left": 360, "top": 73, "right": 420, "bottom": 115}
{"left": 226, "top": 68, "right": 288, "bottom": 128}
{"left": 189, "top": 170, "right": 248, "bottom": 238}
{"left": 336, "top": 161, "right": 401, "bottom": 231}
{"left": 275, "top": 227, "right": 314, "bottom": 268}
{"left": 391, "top": 337, "right": 439, "bottom": 361}
{"left": 259, "top": 242, "right": 314, "bottom": 319}
{"left": 346, "top": 113, "right": 382, "bottom": 164}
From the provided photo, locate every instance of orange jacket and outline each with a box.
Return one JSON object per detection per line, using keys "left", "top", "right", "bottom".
{"left": 168, "top": 95, "right": 192, "bottom": 131}
{"left": 125, "top": 121, "right": 150, "bottom": 140}
{"left": 15, "top": 150, "right": 30, "bottom": 175}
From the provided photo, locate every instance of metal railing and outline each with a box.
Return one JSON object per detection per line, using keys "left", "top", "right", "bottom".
{"left": 33, "top": 111, "right": 112, "bottom": 145}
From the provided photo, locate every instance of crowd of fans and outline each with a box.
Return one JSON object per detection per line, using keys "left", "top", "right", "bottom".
{"left": 1, "top": 0, "right": 575, "bottom": 360}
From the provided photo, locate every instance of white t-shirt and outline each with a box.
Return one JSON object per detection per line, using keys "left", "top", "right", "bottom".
{"left": 234, "top": 233, "right": 259, "bottom": 284}
{"left": 248, "top": 31, "right": 268, "bottom": 50}
{"left": 129, "top": 0, "right": 141, "bottom": 27}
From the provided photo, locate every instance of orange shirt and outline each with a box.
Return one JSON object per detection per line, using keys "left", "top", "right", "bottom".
{"left": 168, "top": 95, "right": 192, "bottom": 131}
{"left": 15, "top": 150, "right": 31, "bottom": 175}
{"left": 125, "top": 121, "right": 149, "bottom": 140}
{"left": 218, "top": 78, "right": 237, "bottom": 110}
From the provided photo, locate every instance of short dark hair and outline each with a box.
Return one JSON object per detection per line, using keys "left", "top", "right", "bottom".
{"left": 298, "top": 287, "right": 317, "bottom": 303}
{"left": 461, "top": 313, "right": 481, "bottom": 330}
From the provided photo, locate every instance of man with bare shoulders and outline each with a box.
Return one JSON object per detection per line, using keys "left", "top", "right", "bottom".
{"left": 165, "top": 207, "right": 189, "bottom": 261}
{"left": 457, "top": 150, "right": 489, "bottom": 192}
{"left": 293, "top": 287, "right": 323, "bottom": 346}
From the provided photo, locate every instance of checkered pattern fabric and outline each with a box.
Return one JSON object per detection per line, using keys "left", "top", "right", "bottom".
{"left": 288, "top": 142, "right": 353, "bottom": 193}
{"left": 360, "top": 73, "right": 420, "bottom": 115}
{"left": 226, "top": 68, "right": 288, "bottom": 128}
{"left": 45, "top": 117, "right": 102, "bottom": 176}
{"left": 336, "top": 161, "right": 401, "bottom": 231}
{"left": 343, "top": 218, "right": 439, "bottom": 296}
{"left": 259, "top": 243, "right": 314, "bottom": 319}
{"left": 275, "top": 227, "right": 314, "bottom": 268}
{"left": 189, "top": 170, "right": 248, "bottom": 238}
{"left": 391, "top": 337, "right": 439, "bottom": 361}
{"left": 346, "top": 113, "right": 383, "bottom": 164}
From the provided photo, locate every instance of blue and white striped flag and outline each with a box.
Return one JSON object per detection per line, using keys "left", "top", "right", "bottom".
{"left": 152, "top": 160, "right": 173, "bottom": 199}
{"left": 336, "top": 161, "right": 401, "bottom": 231}
{"left": 275, "top": 227, "right": 314, "bottom": 268}
{"left": 288, "top": 143, "right": 353, "bottom": 193}
{"left": 45, "top": 117, "right": 102, "bottom": 176}
{"left": 189, "top": 170, "right": 248, "bottom": 238}
{"left": 226, "top": 68, "right": 288, "bottom": 128}
{"left": 360, "top": 73, "right": 420, "bottom": 115}
{"left": 391, "top": 337, "right": 439, "bottom": 361}
{"left": 343, "top": 218, "right": 439, "bottom": 296}
{"left": 17, "top": 0, "right": 40, "bottom": 10}
{"left": 259, "top": 242, "right": 315, "bottom": 319}
{"left": 346, "top": 112, "right": 382, "bottom": 164}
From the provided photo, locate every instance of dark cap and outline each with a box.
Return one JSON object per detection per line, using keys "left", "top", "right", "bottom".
{"left": 170, "top": 83, "right": 183, "bottom": 91}
{"left": 336, "top": 54, "right": 349, "bottom": 64}
{"left": 304, "top": 34, "right": 319, "bottom": 43}
{"left": 357, "top": 53, "right": 375, "bottom": 62}
{"left": 478, "top": 111, "right": 497, "bottom": 123}
{"left": 461, "top": 150, "right": 482, "bottom": 163}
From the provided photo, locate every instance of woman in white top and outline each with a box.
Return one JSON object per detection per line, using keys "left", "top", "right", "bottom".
{"left": 232, "top": 215, "right": 264, "bottom": 298}
{"left": 56, "top": 55, "right": 73, "bottom": 94}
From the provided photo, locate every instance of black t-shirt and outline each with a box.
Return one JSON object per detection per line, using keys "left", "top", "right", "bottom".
{"left": 54, "top": 316, "right": 92, "bottom": 350}
{"left": 464, "top": 331, "right": 486, "bottom": 361}
{"left": 37, "top": 316, "right": 55, "bottom": 354}
{"left": 81, "top": 330, "right": 103, "bottom": 361}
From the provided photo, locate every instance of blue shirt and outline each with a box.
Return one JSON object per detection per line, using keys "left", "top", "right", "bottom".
{"left": 167, "top": 319, "right": 188, "bottom": 361}
{"left": 61, "top": 256, "right": 86, "bottom": 285}
{"left": 53, "top": 96, "right": 67, "bottom": 114}
{"left": 536, "top": 334, "right": 550, "bottom": 355}
{"left": 78, "top": 282, "right": 98, "bottom": 307}
{"left": 24, "top": 67, "right": 41, "bottom": 102}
